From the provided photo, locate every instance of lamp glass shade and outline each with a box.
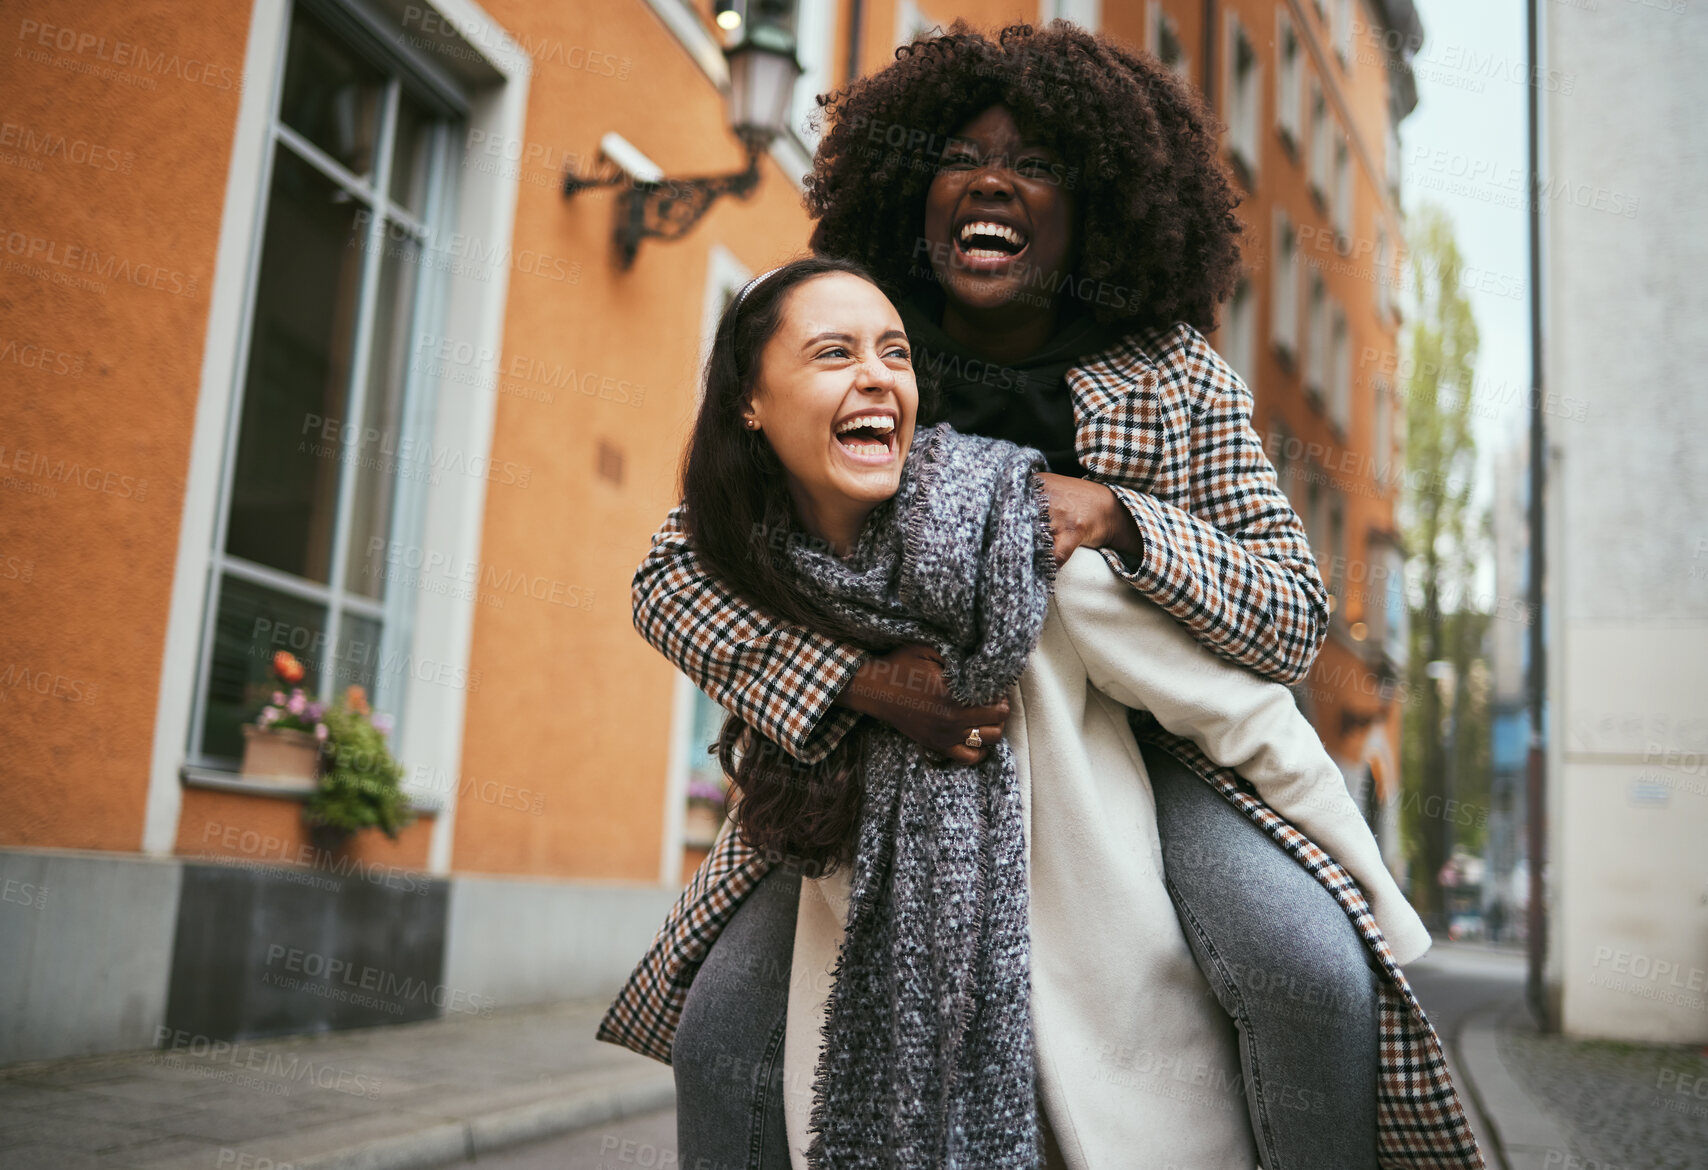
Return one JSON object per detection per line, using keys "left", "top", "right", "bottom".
{"left": 726, "top": 42, "right": 802, "bottom": 144}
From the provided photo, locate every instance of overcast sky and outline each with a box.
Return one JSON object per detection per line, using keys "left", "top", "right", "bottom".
{"left": 1403, "top": 0, "right": 1532, "bottom": 430}
{"left": 1398, "top": 0, "right": 1533, "bottom": 580}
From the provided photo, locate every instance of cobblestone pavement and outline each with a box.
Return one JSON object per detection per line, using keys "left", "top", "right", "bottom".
{"left": 1501, "top": 1007, "right": 1708, "bottom": 1170}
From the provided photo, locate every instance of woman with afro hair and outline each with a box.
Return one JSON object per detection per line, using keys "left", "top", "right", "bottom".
{"left": 605, "top": 20, "right": 1477, "bottom": 1170}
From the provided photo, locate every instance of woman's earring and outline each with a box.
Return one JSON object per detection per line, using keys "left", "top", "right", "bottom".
{"left": 745, "top": 418, "right": 760, "bottom": 431}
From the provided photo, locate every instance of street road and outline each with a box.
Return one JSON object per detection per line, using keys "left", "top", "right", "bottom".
{"left": 461, "top": 1105, "right": 678, "bottom": 1169}
{"left": 468, "top": 942, "right": 1529, "bottom": 1169}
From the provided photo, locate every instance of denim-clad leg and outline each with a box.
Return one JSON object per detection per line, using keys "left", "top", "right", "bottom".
{"left": 1142, "top": 742, "right": 1381, "bottom": 1170}
{"left": 673, "top": 864, "right": 802, "bottom": 1170}
{"left": 692, "top": 757, "right": 1380, "bottom": 1170}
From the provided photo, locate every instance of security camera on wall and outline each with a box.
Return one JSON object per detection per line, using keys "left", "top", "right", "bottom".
{"left": 597, "top": 132, "right": 664, "bottom": 187}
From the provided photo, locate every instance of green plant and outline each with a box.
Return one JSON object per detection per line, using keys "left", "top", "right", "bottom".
{"left": 304, "top": 691, "right": 414, "bottom": 840}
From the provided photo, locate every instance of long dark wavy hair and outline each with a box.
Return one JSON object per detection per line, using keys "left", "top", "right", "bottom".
{"left": 806, "top": 20, "right": 1244, "bottom": 334}
{"left": 682, "top": 255, "right": 905, "bottom": 875}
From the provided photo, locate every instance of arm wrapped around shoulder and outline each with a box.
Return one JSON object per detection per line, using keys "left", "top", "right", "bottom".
{"left": 1080, "top": 324, "right": 1329, "bottom": 686}
{"left": 631, "top": 504, "right": 867, "bottom": 763}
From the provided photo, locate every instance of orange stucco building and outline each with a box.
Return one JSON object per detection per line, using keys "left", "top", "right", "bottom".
{"left": 0, "top": 0, "right": 1417, "bottom": 1063}
{"left": 1106, "top": 0, "right": 1418, "bottom": 861}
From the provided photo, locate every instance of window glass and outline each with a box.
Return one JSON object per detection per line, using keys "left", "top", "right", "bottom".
{"left": 1277, "top": 17, "right": 1301, "bottom": 141}
{"left": 1229, "top": 23, "right": 1260, "bottom": 172}
{"left": 201, "top": 575, "right": 328, "bottom": 761}
{"left": 280, "top": 7, "right": 386, "bottom": 177}
{"left": 345, "top": 232, "right": 422, "bottom": 597}
{"left": 1272, "top": 217, "right": 1298, "bottom": 354}
{"left": 1331, "top": 306, "right": 1351, "bottom": 431}
{"left": 334, "top": 612, "right": 385, "bottom": 702}
{"left": 1306, "top": 268, "right": 1328, "bottom": 395}
{"left": 197, "top": 10, "right": 457, "bottom": 768}
{"left": 389, "top": 91, "right": 435, "bottom": 215}
{"left": 225, "top": 144, "right": 367, "bottom": 581}
{"left": 1223, "top": 279, "right": 1256, "bottom": 386}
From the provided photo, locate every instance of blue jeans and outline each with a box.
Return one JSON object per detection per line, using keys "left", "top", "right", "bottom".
{"left": 672, "top": 746, "right": 1379, "bottom": 1170}
{"left": 1144, "top": 742, "right": 1380, "bottom": 1169}
{"left": 674, "top": 860, "right": 802, "bottom": 1170}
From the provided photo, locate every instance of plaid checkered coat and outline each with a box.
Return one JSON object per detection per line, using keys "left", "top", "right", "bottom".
{"left": 599, "top": 322, "right": 1484, "bottom": 1169}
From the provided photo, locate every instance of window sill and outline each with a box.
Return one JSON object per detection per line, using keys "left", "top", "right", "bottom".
{"left": 180, "top": 764, "right": 443, "bottom": 814}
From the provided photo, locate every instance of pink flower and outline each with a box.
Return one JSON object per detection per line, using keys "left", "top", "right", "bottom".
{"left": 287, "top": 692, "right": 307, "bottom": 716}
{"left": 314, "top": 723, "right": 329, "bottom": 742}
{"left": 687, "top": 779, "right": 726, "bottom": 803}
{"left": 272, "top": 691, "right": 286, "bottom": 706}
{"left": 258, "top": 708, "right": 278, "bottom": 728}
{"left": 373, "top": 712, "right": 394, "bottom": 736}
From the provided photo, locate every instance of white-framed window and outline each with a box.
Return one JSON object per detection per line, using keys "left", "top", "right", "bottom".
{"left": 1305, "top": 479, "right": 1343, "bottom": 606}
{"left": 661, "top": 243, "right": 753, "bottom": 881}
{"left": 1383, "top": 543, "right": 1408, "bottom": 667}
{"left": 1373, "top": 373, "right": 1393, "bottom": 483}
{"left": 1305, "top": 475, "right": 1324, "bottom": 572}
{"left": 1224, "top": 14, "right": 1261, "bottom": 181}
{"left": 1333, "top": 136, "right": 1352, "bottom": 246}
{"left": 1271, "top": 211, "right": 1300, "bottom": 360}
{"left": 1375, "top": 227, "right": 1392, "bottom": 320}
{"left": 1305, "top": 265, "right": 1329, "bottom": 400}
{"left": 188, "top": 0, "right": 465, "bottom": 766}
{"left": 1146, "top": 2, "right": 1191, "bottom": 82}
{"left": 1042, "top": 0, "right": 1102, "bottom": 31}
{"left": 1268, "top": 417, "right": 1298, "bottom": 512}
{"left": 1327, "top": 495, "right": 1345, "bottom": 600}
{"left": 1330, "top": 303, "right": 1351, "bottom": 433}
{"left": 665, "top": 663, "right": 737, "bottom": 877}
{"left": 790, "top": 0, "right": 837, "bottom": 148}
{"left": 1385, "top": 121, "right": 1402, "bottom": 206}
{"left": 1308, "top": 81, "right": 1332, "bottom": 204}
{"left": 895, "top": 0, "right": 931, "bottom": 48}
{"left": 1276, "top": 10, "right": 1302, "bottom": 150}
{"left": 1334, "top": 0, "right": 1356, "bottom": 68}
{"left": 1220, "top": 278, "right": 1257, "bottom": 388}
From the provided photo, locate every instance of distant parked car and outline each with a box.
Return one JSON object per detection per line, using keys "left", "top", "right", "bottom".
{"left": 1447, "top": 912, "right": 1486, "bottom": 942}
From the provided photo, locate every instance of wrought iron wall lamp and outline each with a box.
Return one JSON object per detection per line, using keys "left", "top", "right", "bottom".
{"left": 562, "top": 1, "right": 802, "bottom": 269}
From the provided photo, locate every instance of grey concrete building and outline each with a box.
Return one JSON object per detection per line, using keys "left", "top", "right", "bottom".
{"left": 1540, "top": 0, "right": 1708, "bottom": 1041}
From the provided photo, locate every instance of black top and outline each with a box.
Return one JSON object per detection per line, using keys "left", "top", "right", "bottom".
{"left": 897, "top": 288, "right": 1130, "bottom": 478}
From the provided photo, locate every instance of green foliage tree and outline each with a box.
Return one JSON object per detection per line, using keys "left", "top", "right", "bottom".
{"left": 1398, "top": 203, "right": 1487, "bottom": 927}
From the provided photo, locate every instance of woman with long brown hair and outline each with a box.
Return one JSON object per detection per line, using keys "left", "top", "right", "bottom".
{"left": 623, "top": 254, "right": 1460, "bottom": 1168}
{"left": 601, "top": 23, "right": 1481, "bottom": 1170}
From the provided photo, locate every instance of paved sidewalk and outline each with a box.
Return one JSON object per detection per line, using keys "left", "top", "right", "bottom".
{"left": 1458, "top": 993, "right": 1708, "bottom": 1170}
{"left": 0, "top": 999, "right": 673, "bottom": 1170}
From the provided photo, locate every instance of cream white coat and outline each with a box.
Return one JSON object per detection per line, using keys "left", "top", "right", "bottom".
{"left": 781, "top": 549, "right": 1431, "bottom": 1170}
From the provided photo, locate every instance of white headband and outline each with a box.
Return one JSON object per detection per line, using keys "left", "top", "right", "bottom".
{"left": 733, "top": 266, "right": 784, "bottom": 311}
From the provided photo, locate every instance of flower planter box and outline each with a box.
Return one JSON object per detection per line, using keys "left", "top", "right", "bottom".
{"left": 240, "top": 724, "right": 321, "bottom": 786}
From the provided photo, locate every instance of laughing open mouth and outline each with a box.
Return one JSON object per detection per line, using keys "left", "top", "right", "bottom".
{"left": 956, "top": 219, "right": 1030, "bottom": 261}
{"left": 833, "top": 411, "right": 898, "bottom": 459}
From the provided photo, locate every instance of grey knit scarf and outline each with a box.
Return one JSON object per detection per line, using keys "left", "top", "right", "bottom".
{"left": 781, "top": 424, "right": 1055, "bottom": 1170}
